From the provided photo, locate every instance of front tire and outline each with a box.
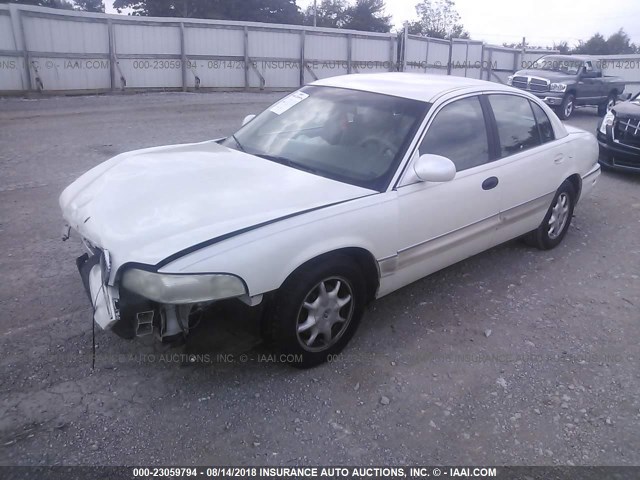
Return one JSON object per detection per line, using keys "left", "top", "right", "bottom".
{"left": 524, "top": 181, "right": 576, "bottom": 250}
{"left": 557, "top": 93, "right": 575, "bottom": 120}
{"left": 265, "top": 255, "right": 366, "bottom": 368}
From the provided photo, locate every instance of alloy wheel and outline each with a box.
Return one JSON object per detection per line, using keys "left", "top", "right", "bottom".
{"left": 296, "top": 276, "right": 354, "bottom": 352}
{"left": 548, "top": 192, "right": 571, "bottom": 240}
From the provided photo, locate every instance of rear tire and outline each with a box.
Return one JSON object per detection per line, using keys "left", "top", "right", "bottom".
{"left": 524, "top": 180, "right": 576, "bottom": 250}
{"left": 264, "top": 255, "right": 366, "bottom": 368}
{"left": 597, "top": 93, "right": 616, "bottom": 116}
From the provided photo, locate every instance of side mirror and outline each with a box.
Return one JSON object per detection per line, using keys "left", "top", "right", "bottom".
{"left": 242, "top": 114, "right": 256, "bottom": 127}
{"left": 414, "top": 154, "right": 456, "bottom": 182}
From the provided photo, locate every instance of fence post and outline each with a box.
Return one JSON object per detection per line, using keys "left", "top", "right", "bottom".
{"left": 180, "top": 22, "right": 187, "bottom": 92}
{"left": 401, "top": 22, "right": 408, "bottom": 72}
{"left": 464, "top": 40, "right": 469, "bottom": 77}
{"left": 9, "top": 4, "right": 32, "bottom": 91}
{"left": 487, "top": 48, "right": 493, "bottom": 81}
{"left": 424, "top": 38, "right": 430, "bottom": 73}
{"left": 243, "top": 26, "right": 249, "bottom": 90}
{"left": 388, "top": 35, "right": 395, "bottom": 71}
{"left": 347, "top": 33, "right": 352, "bottom": 74}
{"left": 479, "top": 43, "right": 485, "bottom": 80}
{"left": 447, "top": 37, "right": 453, "bottom": 75}
{"left": 107, "top": 19, "right": 116, "bottom": 91}
{"left": 299, "top": 30, "right": 305, "bottom": 87}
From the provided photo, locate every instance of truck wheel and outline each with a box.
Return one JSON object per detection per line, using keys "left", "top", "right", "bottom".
{"left": 597, "top": 93, "right": 616, "bottom": 116}
{"left": 558, "top": 93, "right": 575, "bottom": 120}
{"left": 265, "top": 255, "right": 366, "bottom": 368}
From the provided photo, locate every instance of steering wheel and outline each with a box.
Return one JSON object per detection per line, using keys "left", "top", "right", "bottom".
{"left": 358, "top": 136, "right": 396, "bottom": 158}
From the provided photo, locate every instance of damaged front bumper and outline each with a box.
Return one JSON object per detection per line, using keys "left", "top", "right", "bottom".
{"left": 73, "top": 241, "right": 252, "bottom": 342}
{"left": 76, "top": 250, "right": 120, "bottom": 331}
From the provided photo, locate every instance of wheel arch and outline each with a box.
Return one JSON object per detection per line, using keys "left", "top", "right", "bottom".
{"left": 280, "top": 247, "right": 380, "bottom": 304}
{"left": 566, "top": 173, "right": 582, "bottom": 201}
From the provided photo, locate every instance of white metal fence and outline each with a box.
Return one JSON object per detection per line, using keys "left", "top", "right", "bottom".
{"left": 1, "top": 3, "right": 639, "bottom": 96}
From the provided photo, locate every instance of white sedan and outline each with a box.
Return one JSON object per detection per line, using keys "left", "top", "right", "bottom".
{"left": 60, "top": 73, "right": 600, "bottom": 367}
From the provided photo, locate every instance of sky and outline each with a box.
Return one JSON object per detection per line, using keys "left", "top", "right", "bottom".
{"left": 105, "top": 0, "right": 640, "bottom": 49}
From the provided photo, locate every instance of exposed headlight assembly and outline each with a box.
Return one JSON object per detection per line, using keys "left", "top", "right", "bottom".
{"left": 599, "top": 111, "right": 615, "bottom": 134}
{"left": 121, "top": 269, "right": 246, "bottom": 304}
{"left": 507, "top": 75, "right": 514, "bottom": 86}
{"left": 550, "top": 83, "right": 567, "bottom": 93}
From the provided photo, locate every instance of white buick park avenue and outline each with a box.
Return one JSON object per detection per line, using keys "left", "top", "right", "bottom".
{"left": 60, "top": 73, "right": 600, "bottom": 367}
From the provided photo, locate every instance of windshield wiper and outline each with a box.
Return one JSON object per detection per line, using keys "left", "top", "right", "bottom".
{"left": 231, "top": 134, "right": 245, "bottom": 152}
{"left": 255, "top": 154, "right": 319, "bottom": 175}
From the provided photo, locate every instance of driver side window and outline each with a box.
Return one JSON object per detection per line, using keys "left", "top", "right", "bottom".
{"left": 418, "top": 96, "right": 490, "bottom": 172}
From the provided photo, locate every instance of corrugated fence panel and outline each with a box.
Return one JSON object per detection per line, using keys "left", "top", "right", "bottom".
{"left": 0, "top": 56, "right": 25, "bottom": 90}
{"left": 303, "top": 33, "right": 348, "bottom": 82}
{"left": 114, "top": 23, "right": 181, "bottom": 55}
{"left": 352, "top": 37, "right": 391, "bottom": 74}
{"left": 0, "top": 12, "right": 16, "bottom": 50}
{"left": 249, "top": 30, "right": 300, "bottom": 59}
{"left": 3, "top": 4, "right": 613, "bottom": 94}
{"left": 427, "top": 40, "right": 450, "bottom": 74}
{"left": 114, "top": 23, "right": 182, "bottom": 88}
{"left": 466, "top": 43, "right": 484, "bottom": 79}
{"left": 188, "top": 59, "right": 246, "bottom": 89}
{"left": 404, "top": 37, "right": 427, "bottom": 73}
{"left": 184, "top": 25, "right": 244, "bottom": 57}
{"left": 23, "top": 15, "right": 108, "bottom": 53}
{"left": 18, "top": 14, "right": 111, "bottom": 90}
{"left": 0, "top": 9, "right": 24, "bottom": 90}
{"left": 183, "top": 26, "right": 245, "bottom": 88}
{"left": 305, "top": 33, "right": 347, "bottom": 61}
{"left": 249, "top": 30, "right": 301, "bottom": 88}
{"left": 32, "top": 55, "right": 111, "bottom": 90}
{"left": 450, "top": 42, "right": 468, "bottom": 77}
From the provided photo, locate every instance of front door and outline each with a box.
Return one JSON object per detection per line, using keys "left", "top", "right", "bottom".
{"left": 392, "top": 95, "right": 502, "bottom": 290}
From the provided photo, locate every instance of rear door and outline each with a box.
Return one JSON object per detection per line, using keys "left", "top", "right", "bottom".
{"left": 485, "top": 94, "right": 567, "bottom": 242}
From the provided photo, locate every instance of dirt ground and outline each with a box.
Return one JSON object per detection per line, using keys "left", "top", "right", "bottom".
{"left": 0, "top": 91, "right": 639, "bottom": 467}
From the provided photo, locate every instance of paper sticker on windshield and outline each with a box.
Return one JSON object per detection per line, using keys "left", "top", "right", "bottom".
{"left": 269, "top": 91, "right": 309, "bottom": 115}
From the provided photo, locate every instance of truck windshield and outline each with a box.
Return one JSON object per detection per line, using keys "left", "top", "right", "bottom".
{"left": 532, "top": 56, "right": 583, "bottom": 75}
{"left": 222, "top": 86, "right": 428, "bottom": 191}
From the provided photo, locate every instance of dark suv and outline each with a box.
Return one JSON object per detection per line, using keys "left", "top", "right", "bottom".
{"left": 509, "top": 55, "right": 625, "bottom": 119}
{"left": 597, "top": 91, "right": 640, "bottom": 172}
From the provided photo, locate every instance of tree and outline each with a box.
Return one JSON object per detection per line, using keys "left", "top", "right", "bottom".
{"left": 74, "top": 0, "right": 104, "bottom": 11}
{"left": 573, "top": 33, "right": 608, "bottom": 55}
{"left": 302, "top": 0, "right": 348, "bottom": 28}
{"left": 552, "top": 41, "right": 570, "bottom": 54}
{"left": 604, "top": 29, "right": 637, "bottom": 54}
{"left": 342, "top": 0, "right": 392, "bottom": 33}
{"left": 113, "top": 0, "right": 303, "bottom": 24}
{"left": 408, "top": 0, "right": 468, "bottom": 39}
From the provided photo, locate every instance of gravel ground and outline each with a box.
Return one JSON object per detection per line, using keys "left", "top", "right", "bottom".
{"left": 0, "top": 91, "right": 639, "bottom": 467}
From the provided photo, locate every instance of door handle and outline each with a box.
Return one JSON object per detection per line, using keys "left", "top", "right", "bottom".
{"left": 482, "top": 176, "right": 499, "bottom": 190}
{"left": 554, "top": 154, "right": 564, "bottom": 164}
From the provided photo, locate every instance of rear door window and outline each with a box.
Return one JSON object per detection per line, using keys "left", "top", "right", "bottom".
{"left": 488, "top": 94, "right": 542, "bottom": 157}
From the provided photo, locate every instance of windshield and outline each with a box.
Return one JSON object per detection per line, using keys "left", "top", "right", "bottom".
{"left": 222, "top": 86, "right": 428, "bottom": 191}
{"left": 531, "top": 56, "right": 583, "bottom": 75}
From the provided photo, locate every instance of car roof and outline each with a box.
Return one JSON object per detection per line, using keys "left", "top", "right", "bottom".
{"left": 311, "top": 72, "right": 515, "bottom": 103}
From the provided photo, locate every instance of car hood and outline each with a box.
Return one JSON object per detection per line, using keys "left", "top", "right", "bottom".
{"left": 514, "top": 69, "right": 576, "bottom": 82}
{"left": 613, "top": 98, "right": 640, "bottom": 118}
{"left": 60, "top": 140, "right": 373, "bottom": 268}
